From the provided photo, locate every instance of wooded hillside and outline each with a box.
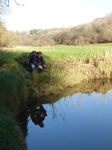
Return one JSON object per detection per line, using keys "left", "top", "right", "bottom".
{"left": 0, "top": 13, "right": 112, "bottom": 47}
{"left": 16, "top": 13, "right": 112, "bottom": 46}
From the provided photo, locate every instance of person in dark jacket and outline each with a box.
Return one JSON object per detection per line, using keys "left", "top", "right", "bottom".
{"left": 28, "top": 51, "right": 46, "bottom": 73}
{"left": 30, "top": 105, "right": 47, "bottom": 128}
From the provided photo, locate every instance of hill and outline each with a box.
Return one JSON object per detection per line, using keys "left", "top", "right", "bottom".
{"left": 0, "top": 13, "right": 112, "bottom": 47}
{"left": 15, "top": 13, "right": 112, "bottom": 46}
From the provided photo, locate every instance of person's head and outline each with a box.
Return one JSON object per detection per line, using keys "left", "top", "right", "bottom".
{"left": 36, "top": 51, "right": 42, "bottom": 58}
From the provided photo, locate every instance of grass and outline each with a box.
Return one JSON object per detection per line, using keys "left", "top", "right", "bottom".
{"left": 0, "top": 70, "right": 28, "bottom": 113}
{"left": 1, "top": 44, "right": 112, "bottom": 100}
{"left": 1, "top": 43, "right": 112, "bottom": 149}
{"left": 0, "top": 103, "right": 25, "bottom": 150}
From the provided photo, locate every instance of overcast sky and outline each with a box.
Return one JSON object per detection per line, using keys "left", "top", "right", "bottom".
{"left": 3, "top": 0, "right": 112, "bottom": 31}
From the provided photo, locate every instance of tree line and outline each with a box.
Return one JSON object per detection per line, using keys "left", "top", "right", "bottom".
{"left": 0, "top": 21, "right": 17, "bottom": 47}
{"left": 0, "top": 12, "right": 112, "bottom": 47}
{"left": 0, "top": 0, "right": 17, "bottom": 47}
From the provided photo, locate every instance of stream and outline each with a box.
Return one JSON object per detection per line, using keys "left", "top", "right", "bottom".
{"left": 17, "top": 79, "right": 112, "bottom": 150}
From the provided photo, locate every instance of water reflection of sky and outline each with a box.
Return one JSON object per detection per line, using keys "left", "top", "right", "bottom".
{"left": 26, "top": 90, "right": 112, "bottom": 150}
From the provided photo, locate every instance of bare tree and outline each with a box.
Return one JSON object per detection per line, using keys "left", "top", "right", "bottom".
{"left": 4, "top": 0, "right": 24, "bottom": 7}
{"left": 0, "top": 0, "right": 24, "bottom": 16}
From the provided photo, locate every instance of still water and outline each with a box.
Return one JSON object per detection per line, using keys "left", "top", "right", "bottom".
{"left": 18, "top": 80, "right": 112, "bottom": 150}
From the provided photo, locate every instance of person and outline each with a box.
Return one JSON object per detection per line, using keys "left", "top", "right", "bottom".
{"left": 28, "top": 51, "right": 46, "bottom": 73}
{"left": 30, "top": 105, "right": 47, "bottom": 128}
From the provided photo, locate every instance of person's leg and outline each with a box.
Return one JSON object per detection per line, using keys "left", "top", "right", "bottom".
{"left": 29, "top": 63, "right": 36, "bottom": 72}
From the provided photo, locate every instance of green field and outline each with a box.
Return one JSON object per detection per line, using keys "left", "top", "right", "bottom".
{"left": 4, "top": 43, "right": 112, "bottom": 59}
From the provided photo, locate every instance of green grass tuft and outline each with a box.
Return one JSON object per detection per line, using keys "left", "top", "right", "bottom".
{"left": 0, "top": 70, "right": 28, "bottom": 113}
{"left": 0, "top": 104, "right": 25, "bottom": 150}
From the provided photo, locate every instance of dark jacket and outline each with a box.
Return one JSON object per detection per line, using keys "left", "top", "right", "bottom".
{"left": 29, "top": 52, "right": 45, "bottom": 67}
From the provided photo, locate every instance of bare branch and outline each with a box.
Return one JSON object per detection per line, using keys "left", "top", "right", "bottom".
{"left": 14, "top": 0, "right": 24, "bottom": 6}
{"left": 4, "top": 0, "right": 9, "bottom": 7}
{"left": 4, "top": 0, "right": 24, "bottom": 7}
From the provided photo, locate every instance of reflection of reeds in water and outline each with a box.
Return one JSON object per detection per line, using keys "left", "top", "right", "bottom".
{"left": 46, "top": 89, "right": 112, "bottom": 120}
{"left": 45, "top": 102, "right": 66, "bottom": 121}
{"left": 25, "top": 78, "right": 112, "bottom": 123}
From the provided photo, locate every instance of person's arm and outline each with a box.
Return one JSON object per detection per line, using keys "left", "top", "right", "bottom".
{"left": 40, "top": 56, "right": 46, "bottom": 68}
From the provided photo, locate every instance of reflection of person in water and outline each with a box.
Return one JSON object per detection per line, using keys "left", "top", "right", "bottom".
{"left": 30, "top": 105, "right": 47, "bottom": 128}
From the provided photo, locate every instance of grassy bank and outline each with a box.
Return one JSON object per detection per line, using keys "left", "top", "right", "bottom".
{"left": 0, "top": 103, "right": 25, "bottom": 150}
{"left": 1, "top": 44, "right": 112, "bottom": 101}
{"left": 1, "top": 43, "right": 112, "bottom": 149}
